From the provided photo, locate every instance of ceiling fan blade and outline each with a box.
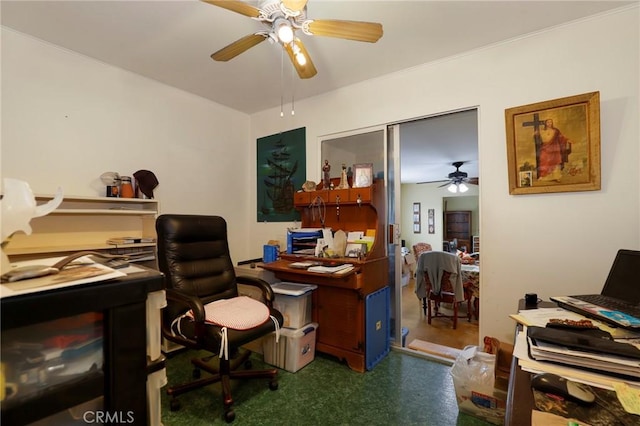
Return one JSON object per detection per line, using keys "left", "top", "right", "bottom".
{"left": 201, "top": 1, "right": 261, "bottom": 18}
{"left": 305, "top": 19, "right": 383, "bottom": 43}
{"left": 282, "top": 0, "right": 308, "bottom": 13}
{"left": 284, "top": 38, "right": 317, "bottom": 79}
{"left": 467, "top": 177, "right": 479, "bottom": 185}
{"left": 211, "top": 34, "right": 267, "bottom": 61}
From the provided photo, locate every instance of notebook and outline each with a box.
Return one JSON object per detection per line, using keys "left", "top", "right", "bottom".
{"left": 551, "top": 249, "right": 640, "bottom": 330}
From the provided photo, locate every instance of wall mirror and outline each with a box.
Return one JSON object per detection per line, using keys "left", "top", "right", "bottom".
{"left": 320, "top": 130, "right": 384, "bottom": 184}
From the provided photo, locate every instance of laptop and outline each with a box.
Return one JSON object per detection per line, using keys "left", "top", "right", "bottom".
{"left": 551, "top": 249, "right": 640, "bottom": 330}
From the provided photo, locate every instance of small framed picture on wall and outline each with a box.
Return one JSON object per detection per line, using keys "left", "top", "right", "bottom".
{"left": 428, "top": 208, "right": 435, "bottom": 234}
{"left": 413, "top": 202, "right": 421, "bottom": 233}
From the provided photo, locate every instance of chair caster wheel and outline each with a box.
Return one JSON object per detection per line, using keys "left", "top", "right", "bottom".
{"left": 224, "top": 409, "right": 235, "bottom": 423}
{"left": 192, "top": 368, "right": 201, "bottom": 379}
{"left": 170, "top": 398, "right": 181, "bottom": 411}
{"left": 269, "top": 380, "right": 278, "bottom": 391}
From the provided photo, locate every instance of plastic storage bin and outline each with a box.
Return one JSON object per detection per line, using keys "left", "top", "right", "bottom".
{"left": 263, "top": 323, "right": 318, "bottom": 372}
{"left": 365, "top": 286, "right": 390, "bottom": 370}
{"left": 147, "top": 367, "right": 168, "bottom": 426}
{"left": 271, "top": 282, "right": 317, "bottom": 329}
{"left": 146, "top": 290, "right": 167, "bottom": 361}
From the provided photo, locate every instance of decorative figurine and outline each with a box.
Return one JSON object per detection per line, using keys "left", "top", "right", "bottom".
{"left": 1, "top": 178, "right": 63, "bottom": 273}
{"left": 322, "top": 159, "right": 331, "bottom": 189}
{"left": 338, "top": 163, "right": 350, "bottom": 189}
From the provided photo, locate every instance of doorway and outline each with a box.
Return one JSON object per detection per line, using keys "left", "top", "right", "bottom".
{"left": 318, "top": 110, "right": 480, "bottom": 355}
{"left": 392, "top": 109, "right": 480, "bottom": 354}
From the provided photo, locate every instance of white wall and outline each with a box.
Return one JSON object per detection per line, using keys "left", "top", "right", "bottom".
{"left": 249, "top": 7, "right": 640, "bottom": 344}
{"left": 1, "top": 29, "right": 253, "bottom": 259}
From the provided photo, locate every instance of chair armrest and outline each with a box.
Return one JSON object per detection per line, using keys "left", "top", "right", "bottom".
{"left": 164, "top": 288, "right": 211, "bottom": 346}
{"left": 236, "top": 275, "right": 275, "bottom": 306}
{"left": 165, "top": 288, "right": 206, "bottom": 322}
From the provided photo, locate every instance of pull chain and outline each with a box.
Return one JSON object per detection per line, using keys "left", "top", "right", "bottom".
{"left": 291, "top": 61, "right": 295, "bottom": 116}
{"left": 280, "top": 49, "right": 284, "bottom": 117}
{"left": 336, "top": 195, "right": 340, "bottom": 221}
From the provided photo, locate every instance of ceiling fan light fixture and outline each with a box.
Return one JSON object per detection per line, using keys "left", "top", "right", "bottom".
{"left": 458, "top": 183, "right": 469, "bottom": 193}
{"left": 275, "top": 18, "right": 294, "bottom": 43}
{"left": 447, "top": 183, "right": 458, "bottom": 193}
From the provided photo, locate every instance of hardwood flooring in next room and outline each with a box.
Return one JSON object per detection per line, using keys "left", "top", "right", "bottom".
{"left": 401, "top": 278, "right": 479, "bottom": 350}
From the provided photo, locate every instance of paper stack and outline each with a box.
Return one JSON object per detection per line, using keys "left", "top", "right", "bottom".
{"left": 527, "top": 326, "right": 640, "bottom": 379}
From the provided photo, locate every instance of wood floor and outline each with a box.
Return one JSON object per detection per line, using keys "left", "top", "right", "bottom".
{"left": 401, "top": 278, "right": 479, "bottom": 350}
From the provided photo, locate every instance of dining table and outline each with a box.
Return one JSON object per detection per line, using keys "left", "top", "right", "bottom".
{"left": 461, "top": 263, "right": 480, "bottom": 319}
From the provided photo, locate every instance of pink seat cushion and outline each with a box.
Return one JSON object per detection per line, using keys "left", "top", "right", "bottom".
{"left": 197, "top": 296, "right": 270, "bottom": 330}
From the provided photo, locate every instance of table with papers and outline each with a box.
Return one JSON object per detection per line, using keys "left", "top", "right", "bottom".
{"left": 511, "top": 307, "right": 640, "bottom": 387}
{"left": 461, "top": 264, "right": 479, "bottom": 319}
{"left": 505, "top": 300, "right": 640, "bottom": 426}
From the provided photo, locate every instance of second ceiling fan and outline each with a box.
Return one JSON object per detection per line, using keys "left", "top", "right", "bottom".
{"left": 203, "top": 0, "right": 383, "bottom": 79}
{"left": 419, "top": 161, "right": 479, "bottom": 193}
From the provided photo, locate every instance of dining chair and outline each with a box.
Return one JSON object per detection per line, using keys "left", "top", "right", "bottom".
{"left": 416, "top": 251, "right": 470, "bottom": 329}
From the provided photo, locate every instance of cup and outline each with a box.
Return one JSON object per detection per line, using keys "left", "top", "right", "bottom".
{"left": 120, "top": 176, "right": 134, "bottom": 198}
{"left": 106, "top": 185, "right": 119, "bottom": 197}
{"left": 262, "top": 245, "right": 278, "bottom": 263}
{"left": 525, "top": 293, "right": 539, "bottom": 307}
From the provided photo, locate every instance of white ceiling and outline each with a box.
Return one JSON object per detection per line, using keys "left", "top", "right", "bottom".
{"left": 1, "top": 0, "right": 631, "bottom": 183}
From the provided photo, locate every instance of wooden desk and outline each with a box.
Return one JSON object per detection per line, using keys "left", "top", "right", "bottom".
{"left": 268, "top": 180, "right": 388, "bottom": 372}
{"left": 505, "top": 300, "right": 556, "bottom": 426}
{"left": 261, "top": 256, "right": 387, "bottom": 372}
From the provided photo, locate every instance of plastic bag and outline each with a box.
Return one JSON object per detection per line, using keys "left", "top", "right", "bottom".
{"left": 450, "top": 345, "right": 496, "bottom": 402}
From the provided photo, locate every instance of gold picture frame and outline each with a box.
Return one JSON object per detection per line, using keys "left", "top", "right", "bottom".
{"left": 505, "top": 91, "right": 601, "bottom": 195}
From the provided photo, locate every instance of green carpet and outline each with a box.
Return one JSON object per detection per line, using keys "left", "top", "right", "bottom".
{"left": 160, "top": 348, "right": 494, "bottom": 425}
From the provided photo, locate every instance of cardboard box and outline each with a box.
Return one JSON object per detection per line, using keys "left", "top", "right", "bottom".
{"left": 456, "top": 388, "right": 507, "bottom": 425}
{"left": 262, "top": 323, "right": 318, "bottom": 373}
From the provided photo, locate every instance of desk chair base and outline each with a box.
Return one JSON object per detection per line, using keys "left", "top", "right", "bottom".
{"left": 167, "top": 349, "right": 278, "bottom": 423}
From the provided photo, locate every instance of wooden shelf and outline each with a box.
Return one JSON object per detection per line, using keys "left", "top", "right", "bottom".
{"left": 6, "top": 195, "right": 159, "bottom": 261}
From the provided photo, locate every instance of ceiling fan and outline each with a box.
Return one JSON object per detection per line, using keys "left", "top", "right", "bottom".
{"left": 419, "top": 161, "right": 479, "bottom": 192}
{"left": 203, "top": 0, "right": 383, "bottom": 79}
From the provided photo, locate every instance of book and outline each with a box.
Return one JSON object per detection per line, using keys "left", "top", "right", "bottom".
{"left": 106, "top": 237, "right": 156, "bottom": 245}
{"left": 288, "top": 261, "right": 320, "bottom": 269}
{"left": 307, "top": 264, "right": 354, "bottom": 274}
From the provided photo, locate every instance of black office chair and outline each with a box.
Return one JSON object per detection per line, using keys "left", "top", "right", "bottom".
{"left": 156, "top": 214, "right": 283, "bottom": 423}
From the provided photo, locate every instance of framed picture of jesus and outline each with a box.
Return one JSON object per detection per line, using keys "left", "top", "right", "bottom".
{"left": 505, "top": 91, "right": 601, "bottom": 195}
